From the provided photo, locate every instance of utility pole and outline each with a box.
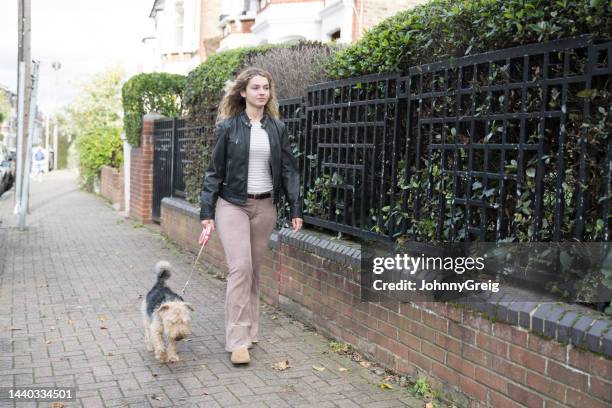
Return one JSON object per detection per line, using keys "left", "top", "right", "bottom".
{"left": 15, "top": 0, "right": 31, "bottom": 214}
{"left": 19, "top": 61, "right": 39, "bottom": 230}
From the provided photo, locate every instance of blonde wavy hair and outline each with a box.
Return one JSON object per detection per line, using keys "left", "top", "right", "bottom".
{"left": 216, "top": 67, "right": 280, "bottom": 123}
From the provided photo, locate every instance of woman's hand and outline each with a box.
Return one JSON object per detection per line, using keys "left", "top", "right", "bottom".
{"left": 292, "top": 217, "right": 303, "bottom": 232}
{"left": 199, "top": 220, "right": 215, "bottom": 246}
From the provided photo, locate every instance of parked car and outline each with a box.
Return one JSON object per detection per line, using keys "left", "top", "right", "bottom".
{"left": 0, "top": 144, "right": 12, "bottom": 195}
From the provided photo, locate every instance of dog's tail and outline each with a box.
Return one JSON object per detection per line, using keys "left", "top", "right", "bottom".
{"left": 154, "top": 261, "right": 172, "bottom": 286}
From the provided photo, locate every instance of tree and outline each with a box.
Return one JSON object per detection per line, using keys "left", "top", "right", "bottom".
{"left": 63, "top": 66, "right": 125, "bottom": 189}
{"left": 0, "top": 91, "right": 10, "bottom": 125}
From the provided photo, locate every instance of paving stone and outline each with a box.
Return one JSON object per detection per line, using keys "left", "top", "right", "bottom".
{"left": 0, "top": 171, "right": 424, "bottom": 407}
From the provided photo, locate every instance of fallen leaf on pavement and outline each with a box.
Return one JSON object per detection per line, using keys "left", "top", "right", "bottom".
{"left": 359, "top": 361, "right": 371, "bottom": 368}
{"left": 271, "top": 316, "right": 277, "bottom": 320}
{"left": 272, "top": 360, "right": 291, "bottom": 371}
{"left": 338, "top": 367, "right": 348, "bottom": 372}
{"left": 51, "top": 403, "right": 64, "bottom": 408}
{"left": 107, "top": 352, "right": 114, "bottom": 356}
{"left": 380, "top": 383, "right": 393, "bottom": 390}
{"left": 46, "top": 340, "right": 51, "bottom": 344}
{"left": 98, "top": 315, "right": 108, "bottom": 322}
{"left": 312, "top": 365, "right": 325, "bottom": 372}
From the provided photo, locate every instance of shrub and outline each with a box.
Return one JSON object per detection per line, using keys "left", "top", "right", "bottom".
{"left": 122, "top": 73, "right": 185, "bottom": 146}
{"left": 247, "top": 41, "right": 339, "bottom": 99}
{"left": 325, "top": 0, "right": 612, "bottom": 79}
{"left": 76, "top": 126, "right": 123, "bottom": 189}
{"left": 184, "top": 45, "right": 277, "bottom": 120}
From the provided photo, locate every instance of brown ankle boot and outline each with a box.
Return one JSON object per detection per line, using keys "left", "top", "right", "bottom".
{"left": 230, "top": 346, "right": 250, "bottom": 364}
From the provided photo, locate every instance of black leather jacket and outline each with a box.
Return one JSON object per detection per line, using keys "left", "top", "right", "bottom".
{"left": 199, "top": 110, "right": 303, "bottom": 221}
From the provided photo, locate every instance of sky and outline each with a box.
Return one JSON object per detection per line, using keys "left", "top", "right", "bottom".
{"left": 0, "top": 0, "right": 154, "bottom": 116}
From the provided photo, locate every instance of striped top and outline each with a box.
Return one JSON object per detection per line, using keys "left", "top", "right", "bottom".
{"left": 247, "top": 122, "right": 273, "bottom": 194}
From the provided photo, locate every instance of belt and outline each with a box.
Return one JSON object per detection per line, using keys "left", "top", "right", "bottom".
{"left": 247, "top": 192, "right": 271, "bottom": 199}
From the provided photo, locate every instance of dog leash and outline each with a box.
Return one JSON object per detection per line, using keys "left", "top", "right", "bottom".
{"left": 181, "top": 242, "right": 207, "bottom": 296}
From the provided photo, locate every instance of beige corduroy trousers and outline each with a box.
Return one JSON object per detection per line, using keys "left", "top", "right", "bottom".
{"left": 214, "top": 195, "right": 277, "bottom": 352}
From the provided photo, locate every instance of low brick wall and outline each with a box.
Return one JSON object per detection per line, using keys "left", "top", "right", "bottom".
{"left": 161, "top": 197, "right": 612, "bottom": 408}
{"left": 100, "top": 165, "right": 124, "bottom": 210}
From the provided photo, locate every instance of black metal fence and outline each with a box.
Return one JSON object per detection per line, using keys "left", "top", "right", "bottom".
{"left": 152, "top": 118, "right": 195, "bottom": 222}
{"left": 152, "top": 35, "right": 611, "bottom": 242}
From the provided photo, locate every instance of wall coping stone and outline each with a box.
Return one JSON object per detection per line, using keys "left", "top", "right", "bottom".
{"left": 161, "top": 196, "right": 612, "bottom": 358}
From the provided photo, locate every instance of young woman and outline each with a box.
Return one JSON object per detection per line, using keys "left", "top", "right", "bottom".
{"left": 198, "top": 67, "right": 303, "bottom": 364}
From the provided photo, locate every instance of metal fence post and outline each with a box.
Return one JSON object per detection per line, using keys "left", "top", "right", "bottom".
{"left": 170, "top": 117, "right": 176, "bottom": 198}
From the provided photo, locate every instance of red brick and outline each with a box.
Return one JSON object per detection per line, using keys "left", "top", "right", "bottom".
{"left": 398, "top": 329, "right": 420, "bottom": 351}
{"left": 421, "top": 341, "right": 446, "bottom": 363}
{"left": 590, "top": 377, "right": 612, "bottom": 402}
{"left": 489, "top": 391, "right": 522, "bottom": 408}
{"left": 545, "top": 400, "right": 567, "bottom": 408}
{"left": 377, "top": 320, "right": 398, "bottom": 340}
{"left": 435, "top": 332, "right": 462, "bottom": 355}
{"left": 447, "top": 352, "right": 476, "bottom": 377}
{"left": 396, "top": 357, "right": 419, "bottom": 378}
{"left": 474, "top": 366, "right": 508, "bottom": 394}
{"left": 459, "top": 376, "right": 487, "bottom": 402}
{"left": 476, "top": 332, "right": 509, "bottom": 357}
{"left": 387, "top": 338, "right": 410, "bottom": 360}
{"left": 463, "top": 344, "right": 493, "bottom": 368}
{"left": 432, "top": 361, "right": 459, "bottom": 386}
{"left": 567, "top": 349, "right": 611, "bottom": 379}
{"left": 370, "top": 303, "right": 389, "bottom": 322}
{"left": 507, "top": 383, "right": 544, "bottom": 408}
{"left": 509, "top": 345, "right": 546, "bottom": 374}
{"left": 449, "top": 322, "right": 476, "bottom": 345}
{"left": 399, "top": 302, "right": 422, "bottom": 322}
{"left": 528, "top": 334, "right": 567, "bottom": 363}
{"left": 464, "top": 312, "right": 493, "bottom": 334}
{"left": 422, "top": 311, "right": 448, "bottom": 333}
{"left": 408, "top": 348, "right": 433, "bottom": 372}
{"left": 526, "top": 372, "right": 566, "bottom": 403}
{"left": 443, "top": 303, "right": 464, "bottom": 322}
{"left": 410, "top": 322, "right": 436, "bottom": 343}
{"left": 493, "top": 323, "right": 528, "bottom": 347}
{"left": 565, "top": 388, "right": 609, "bottom": 408}
{"left": 547, "top": 361, "right": 588, "bottom": 392}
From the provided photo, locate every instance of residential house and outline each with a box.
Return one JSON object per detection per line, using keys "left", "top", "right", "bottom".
{"left": 219, "top": 0, "right": 427, "bottom": 50}
{"left": 144, "top": 0, "right": 223, "bottom": 74}
{"left": 143, "top": 0, "right": 426, "bottom": 74}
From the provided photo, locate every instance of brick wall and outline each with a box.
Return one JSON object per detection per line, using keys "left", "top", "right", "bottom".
{"left": 160, "top": 198, "right": 612, "bottom": 408}
{"left": 100, "top": 165, "right": 124, "bottom": 210}
{"left": 129, "top": 114, "right": 162, "bottom": 223}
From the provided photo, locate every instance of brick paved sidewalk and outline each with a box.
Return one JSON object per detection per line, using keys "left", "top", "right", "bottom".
{"left": 0, "top": 171, "right": 425, "bottom": 408}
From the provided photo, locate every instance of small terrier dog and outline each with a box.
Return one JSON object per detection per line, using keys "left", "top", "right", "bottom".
{"left": 142, "top": 261, "right": 194, "bottom": 363}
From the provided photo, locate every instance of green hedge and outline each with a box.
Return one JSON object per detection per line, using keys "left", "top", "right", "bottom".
{"left": 76, "top": 126, "right": 123, "bottom": 189}
{"left": 325, "top": 0, "right": 612, "bottom": 79}
{"left": 122, "top": 73, "right": 185, "bottom": 146}
{"left": 184, "top": 45, "right": 279, "bottom": 118}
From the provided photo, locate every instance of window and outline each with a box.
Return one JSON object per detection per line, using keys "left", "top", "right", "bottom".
{"left": 174, "top": 0, "right": 184, "bottom": 48}
{"left": 330, "top": 29, "right": 341, "bottom": 42}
